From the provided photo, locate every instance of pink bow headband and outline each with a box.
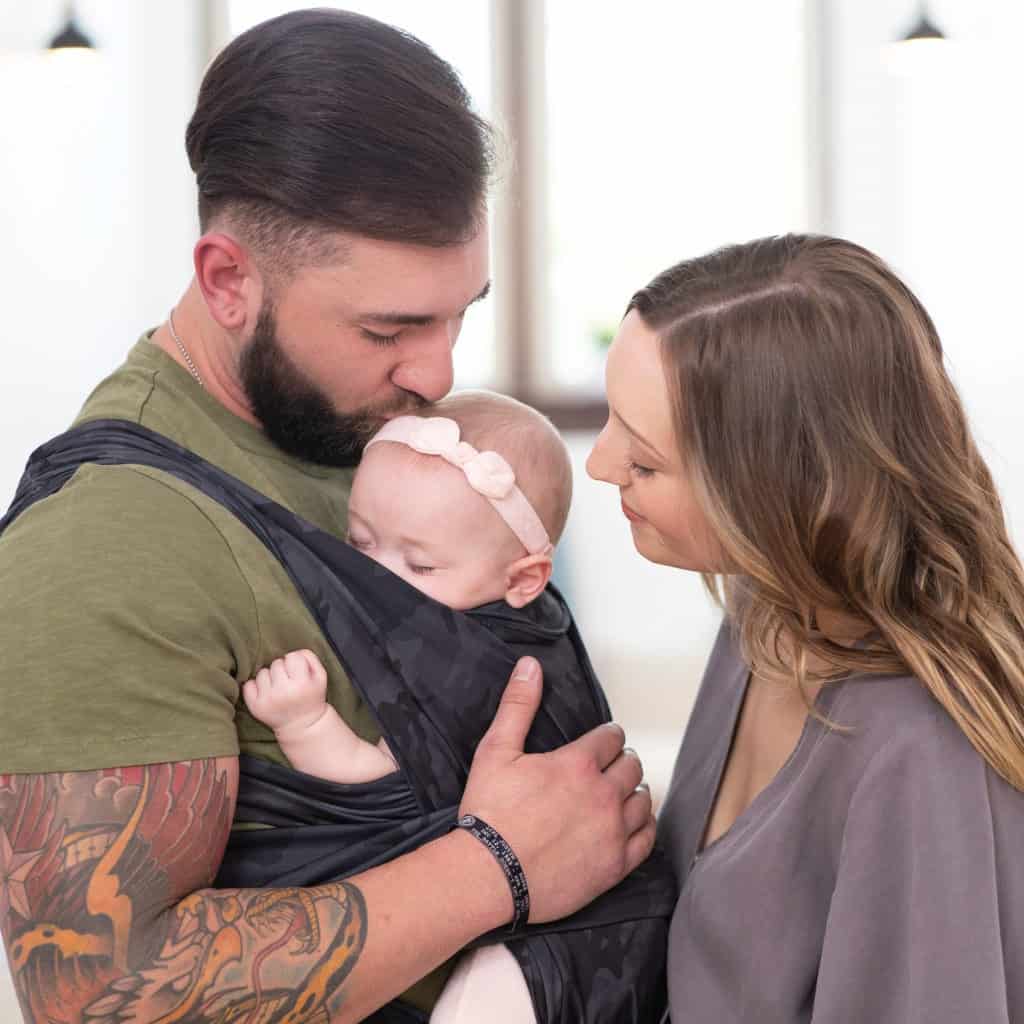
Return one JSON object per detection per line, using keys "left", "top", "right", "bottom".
{"left": 365, "top": 416, "right": 554, "bottom": 557}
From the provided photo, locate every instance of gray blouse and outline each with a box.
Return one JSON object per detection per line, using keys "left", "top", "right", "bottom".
{"left": 658, "top": 622, "right": 1024, "bottom": 1022}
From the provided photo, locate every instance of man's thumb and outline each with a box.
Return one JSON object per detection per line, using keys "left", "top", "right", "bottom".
{"left": 483, "top": 657, "right": 542, "bottom": 753}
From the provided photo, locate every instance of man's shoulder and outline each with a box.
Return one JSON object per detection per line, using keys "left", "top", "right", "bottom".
{"left": 75, "top": 342, "right": 221, "bottom": 457}
{"left": 74, "top": 354, "right": 161, "bottom": 430}
{"left": 0, "top": 462, "right": 250, "bottom": 593}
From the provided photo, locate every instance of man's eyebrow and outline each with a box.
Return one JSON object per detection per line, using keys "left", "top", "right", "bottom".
{"left": 360, "top": 281, "right": 491, "bottom": 326}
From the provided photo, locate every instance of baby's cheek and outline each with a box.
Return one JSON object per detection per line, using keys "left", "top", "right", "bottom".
{"left": 419, "top": 573, "right": 460, "bottom": 606}
{"left": 435, "top": 566, "right": 500, "bottom": 612}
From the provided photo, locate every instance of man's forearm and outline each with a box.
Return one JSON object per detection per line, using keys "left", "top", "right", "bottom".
{"left": 329, "top": 828, "right": 512, "bottom": 1021}
{"left": 162, "top": 833, "right": 508, "bottom": 1024}
{"left": 0, "top": 763, "right": 508, "bottom": 1024}
{"left": 3, "top": 660, "right": 657, "bottom": 1022}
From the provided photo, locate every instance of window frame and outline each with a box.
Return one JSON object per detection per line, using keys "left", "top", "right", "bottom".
{"left": 203, "top": 0, "right": 828, "bottom": 430}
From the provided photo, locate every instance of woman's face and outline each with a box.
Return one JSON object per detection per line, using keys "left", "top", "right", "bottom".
{"left": 586, "top": 311, "right": 722, "bottom": 572}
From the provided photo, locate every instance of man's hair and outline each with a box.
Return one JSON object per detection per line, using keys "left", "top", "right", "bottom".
{"left": 185, "top": 8, "right": 493, "bottom": 266}
{"left": 428, "top": 391, "right": 574, "bottom": 546}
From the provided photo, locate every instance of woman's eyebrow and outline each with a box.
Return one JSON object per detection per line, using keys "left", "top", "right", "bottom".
{"left": 614, "top": 409, "right": 666, "bottom": 461}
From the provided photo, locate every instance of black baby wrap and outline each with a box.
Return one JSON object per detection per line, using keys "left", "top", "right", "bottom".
{"left": 3, "top": 420, "right": 674, "bottom": 1023}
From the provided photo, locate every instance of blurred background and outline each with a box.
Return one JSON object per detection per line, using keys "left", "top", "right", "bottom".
{"left": 1, "top": 6, "right": 1023, "bottom": 1002}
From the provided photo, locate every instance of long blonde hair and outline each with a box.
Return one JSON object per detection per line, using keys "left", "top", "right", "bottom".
{"left": 629, "top": 234, "right": 1024, "bottom": 789}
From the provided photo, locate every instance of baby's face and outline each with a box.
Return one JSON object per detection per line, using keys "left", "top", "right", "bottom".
{"left": 347, "top": 443, "right": 523, "bottom": 611}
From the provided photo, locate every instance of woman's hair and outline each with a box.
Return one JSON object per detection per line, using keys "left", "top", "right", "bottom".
{"left": 186, "top": 9, "right": 492, "bottom": 270}
{"left": 628, "top": 234, "right": 1024, "bottom": 789}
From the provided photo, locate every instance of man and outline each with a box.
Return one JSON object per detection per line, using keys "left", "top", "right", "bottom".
{"left": 0, "top": 10, "right": 654, "bottom": 1023}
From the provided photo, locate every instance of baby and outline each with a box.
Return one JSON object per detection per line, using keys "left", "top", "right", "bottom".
{"left": 242, "top": 390, "right": 574, "bottom": 1023}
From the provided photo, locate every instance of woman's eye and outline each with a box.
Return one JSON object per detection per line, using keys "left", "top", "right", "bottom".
{"left": 628, "top": 460, "right": 655, "bottom": 478}
{"left": 361, "top": 327, "right": 401, "bottom": 346}
{"left": 409, "top": 564, "right": 436, "bottom": 576}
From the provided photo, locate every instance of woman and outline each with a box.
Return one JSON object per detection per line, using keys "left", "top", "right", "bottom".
{"left": 587, "top": 234, "right": 1024, "bottom": 1022}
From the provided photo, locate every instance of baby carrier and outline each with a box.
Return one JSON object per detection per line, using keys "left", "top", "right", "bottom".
{"left": 2, "top": 420, "right": 675, "bottom": 1023}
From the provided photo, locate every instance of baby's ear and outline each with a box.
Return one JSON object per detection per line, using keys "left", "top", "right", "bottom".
{"left": 504, "top": 553, "right": 554, "bottom": 609}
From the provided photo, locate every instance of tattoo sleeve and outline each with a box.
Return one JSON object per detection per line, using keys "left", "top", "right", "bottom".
{"left": 0, "top": 760, "right": 368, "bottom": 1023}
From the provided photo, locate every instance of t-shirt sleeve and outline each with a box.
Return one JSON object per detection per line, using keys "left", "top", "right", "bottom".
{"left": 0, "top": 464, "right": 260, "bottom": 773}
{"left": 812, "top": 706, "right": 1023, "bottom": 1023}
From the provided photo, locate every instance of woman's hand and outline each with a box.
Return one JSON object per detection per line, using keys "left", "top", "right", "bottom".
{"left": 460, "top": 656, "right": 656, "bottom": 924}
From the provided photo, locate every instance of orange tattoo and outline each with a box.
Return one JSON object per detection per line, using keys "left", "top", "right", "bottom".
{"left": 0, "top": 762, "right": 368, "bottom": 1023}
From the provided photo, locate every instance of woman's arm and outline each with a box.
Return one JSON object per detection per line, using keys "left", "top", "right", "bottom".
{"left": 812, "top": 714, "right": 1021, "bottom": 1023}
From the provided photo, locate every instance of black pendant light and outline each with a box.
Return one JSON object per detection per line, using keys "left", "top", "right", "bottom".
{"left": 47, "top": 4, "right": 95, "bottom": 51}
{"left": 898, "top": 4, "right": 946, "bottom": 43}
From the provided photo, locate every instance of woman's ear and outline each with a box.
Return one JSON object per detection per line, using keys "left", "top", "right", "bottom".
{"left": 504, "top": 553, "right": 554, "bottom": 609}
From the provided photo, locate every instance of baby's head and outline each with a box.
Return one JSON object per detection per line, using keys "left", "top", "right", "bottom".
{"left": 347, "top": 391, "right": 573, "bottom": 611}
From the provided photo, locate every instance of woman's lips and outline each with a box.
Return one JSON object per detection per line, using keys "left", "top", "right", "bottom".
{"left": 621, "top": 499, "right": 644, "bottom": 523}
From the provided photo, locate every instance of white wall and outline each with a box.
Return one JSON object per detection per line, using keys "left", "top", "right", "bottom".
{"left": 0, "top": 6, "right": 203, "bottom": 1013}
{"left": 0, "top": 1, "right": 200, "bottom": 504}
{"left": 830, "top": 0, "right": 1024, "bottom": 546}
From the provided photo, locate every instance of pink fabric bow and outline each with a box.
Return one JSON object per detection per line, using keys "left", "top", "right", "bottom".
{"left": 364, "top": 416, "right": 553, "bottom": 556}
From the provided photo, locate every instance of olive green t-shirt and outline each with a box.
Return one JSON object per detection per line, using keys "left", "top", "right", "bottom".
{"left": 0, "top": 337, "right": 380, "bottom": 770}
{"left": 0, "top": 336, "right": 447, "bottom": 1010}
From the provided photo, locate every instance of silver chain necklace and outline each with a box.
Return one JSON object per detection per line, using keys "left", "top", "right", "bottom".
{"left": 167, "top": 309, "right": 205, "bottom": 389}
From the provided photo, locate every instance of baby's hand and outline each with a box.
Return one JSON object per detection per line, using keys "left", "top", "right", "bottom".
{"left": 243, "top": 649, "right": 329, "bottom": 735}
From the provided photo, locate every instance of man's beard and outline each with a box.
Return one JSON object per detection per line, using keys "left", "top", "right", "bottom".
{"left": 239, "top": 302, "right": 425, "bottom": 467}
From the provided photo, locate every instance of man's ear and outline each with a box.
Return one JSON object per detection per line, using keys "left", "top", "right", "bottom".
{"left": 193, "top": 231, "right": 262, "bottom": 333}
{"left": 503, "top": 553, "right": 554, "bottom": 609}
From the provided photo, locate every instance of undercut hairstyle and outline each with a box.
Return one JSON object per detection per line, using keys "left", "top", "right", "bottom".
{"left": 630, "top": 233, "right": 1024, "bottom": 790}
{"left": 428, "top": 391, "right": 574, "bottom": 546}
{"left": 185, "top": 8, "right": 493, "bottom": 272}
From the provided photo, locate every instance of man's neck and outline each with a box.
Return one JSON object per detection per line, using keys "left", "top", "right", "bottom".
{"left": 152, "top": 282, "right": 261, "bottom": 427}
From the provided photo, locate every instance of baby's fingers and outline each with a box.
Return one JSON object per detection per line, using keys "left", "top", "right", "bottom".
{"left": 241, "top": 678, "right": 261, "bottom": 709}
{"left": 269, "top": 657, "right": 293, "bottom": 689}
{"left": 296, "top": 649, "right": 328, "bottom": 684}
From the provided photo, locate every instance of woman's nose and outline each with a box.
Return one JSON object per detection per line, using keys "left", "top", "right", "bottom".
{"left": 586, "top": 427, "right": 627, "bottom": 485}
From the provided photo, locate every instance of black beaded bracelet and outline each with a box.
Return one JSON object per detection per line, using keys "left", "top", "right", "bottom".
{"left": 455, "top": 813, "right": 530, "bottom": 932}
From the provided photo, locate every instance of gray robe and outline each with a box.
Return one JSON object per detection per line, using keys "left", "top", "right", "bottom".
{"left": 658, "top": 622, "right": 1024, "bottom": 1022}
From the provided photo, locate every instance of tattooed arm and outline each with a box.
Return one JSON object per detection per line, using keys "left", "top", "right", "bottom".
{"left": 0, "top": 663, "right": 656, "bottom": 1024}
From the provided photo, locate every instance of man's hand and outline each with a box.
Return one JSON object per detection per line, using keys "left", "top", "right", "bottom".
{"left": 460, "top": 656, "right": 656, "bottom": 924}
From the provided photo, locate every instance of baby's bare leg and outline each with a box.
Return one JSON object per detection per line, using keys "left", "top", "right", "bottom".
{"left": 243, "top": 649, "right": 397, "bottom": 783}
{"left": 430, "top": 944, "right": 537, "bottom": 1024}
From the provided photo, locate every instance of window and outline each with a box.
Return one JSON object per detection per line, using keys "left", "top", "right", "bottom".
{"left": 221, "top": 1, "right": 814, "bottom": 425}
{"left": 542, "top": 1, "right": 812, "bottom": 399}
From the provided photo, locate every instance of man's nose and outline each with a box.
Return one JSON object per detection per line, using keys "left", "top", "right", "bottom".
{"left": 390, "top": 324, "right": 456, "bottom": 404}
